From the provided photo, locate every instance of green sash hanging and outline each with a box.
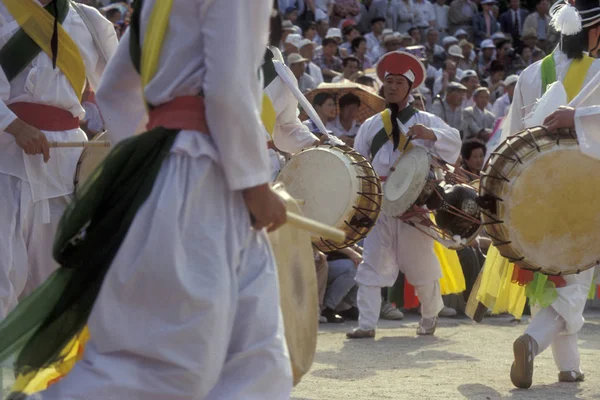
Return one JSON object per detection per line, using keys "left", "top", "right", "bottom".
{"left": 0, "top": 0, "right": 69, "bottom": 82}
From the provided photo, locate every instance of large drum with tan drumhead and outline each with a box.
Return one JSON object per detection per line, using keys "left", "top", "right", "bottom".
{"left": 480, "top": 127, "right": 600, "bottom": 275}
{"left": 268, "top": 184, "right": 318, "bottom": 386}
{"left": 276, "top": 144, "right": 382, "bottom": 252}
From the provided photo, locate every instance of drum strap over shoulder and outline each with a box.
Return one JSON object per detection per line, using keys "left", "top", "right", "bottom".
{"left": 370, "top": 106, "right": 417, "bottom": 158}
{"left": 0, "top": 0, "right": 86, "bottom": 101}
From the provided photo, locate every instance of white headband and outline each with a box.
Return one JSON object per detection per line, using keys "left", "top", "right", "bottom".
{"left": 384, "top": 69, "right": 415, "bottom": 83}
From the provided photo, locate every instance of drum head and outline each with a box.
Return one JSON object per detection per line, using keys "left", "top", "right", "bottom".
{"left": 74, "top": 132, "right": 111, "bottom": 194}
{"left": 505, "top": 148, "right": 600, "bottom": 274}
{"left": 481, "top": 128, "right": 600, "bottom": 275}
{"left": 276, "top": 146, "right": 359, "bottom": 234}
{"left": 268, "top": 185, "right": 318, "bottom": 385}
{"left": 382, "top": 147, "right": 430, "bottom": 217}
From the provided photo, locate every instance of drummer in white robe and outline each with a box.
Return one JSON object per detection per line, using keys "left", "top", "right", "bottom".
{"left": 348, "top": 51, "right": 461, "bottom": 338}
{"left": 35, "top": 0, "right": 293, "bottom": 399}
{"left": 502, "top": 0, "right": 600, "bottom": 388}
{"left": 0, "top": 1, "right": 117, "bottom": 318}
{"left": 261, "top": 45, "right": 320, "bottom": 180}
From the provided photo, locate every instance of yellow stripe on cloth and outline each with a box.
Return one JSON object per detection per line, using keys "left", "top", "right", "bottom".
{"left": 3, "top": 0, "right": 86, "bottom": 101}
{"left": 261, "top": 93, "right": 277, "bottom": 137}
{"left": 381, "top": 109, "right": 413, "bottom": 151}
{"left": 564, "top": 54, "right": 595, "bottom": 102}
{"left": 140, "top": 0, "right": 175, "bottom": 89}
{"left": 476, "top": 246, "right": 526, "bottom": 319}
{"left": 12, "top": 327, "right": 90, "bottom": 394}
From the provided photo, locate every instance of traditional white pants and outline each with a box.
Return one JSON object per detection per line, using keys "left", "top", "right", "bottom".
{"left": 526, "top": 307, "right": 581, "bottom": 372}
{"left": 0, "top": 174, "right": 68, "bottom": 319}
{"left": 523, "top": 267, "right": 594, "bottom": 373}
{"left": 38, "top": 131, "right": 292, "bottom": 400}
{"left": 355, "top": 214, "right": 444, "bottom": 330}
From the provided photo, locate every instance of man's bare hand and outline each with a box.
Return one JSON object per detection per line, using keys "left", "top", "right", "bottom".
{"left": 243, "top": 183, "right": 287, "bottom": 232}
{"left": 408, "top": 124, "right": 437, "bottom": 142}
{"left": 5, "top": 119, "right": 50, "bottom": 162}
{"left": 543, "top": 106, "right": 576, "bottom": 131}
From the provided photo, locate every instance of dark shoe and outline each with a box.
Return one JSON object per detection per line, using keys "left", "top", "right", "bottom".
{"left": 558, "top": 370, "right": 585, "bottom": 382}
{"left": 322, "top": 307, "right": 345, "bottom": 323}
{"left": 346, "top": 328, "right": 375, "bottom": 339}
{"left": 416, "top": 317, "right": 437, "bottom": 335}
{"left": 511, "top": 334, "right": 535, "bottom": 389}
{"left": 338, "top": 307, "right": 359, "bottom": 321}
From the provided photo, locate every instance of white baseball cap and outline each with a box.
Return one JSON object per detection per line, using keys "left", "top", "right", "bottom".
{"left": 491, "top": 32, "right": 506, "bottom": 40}
{"left": 503, "top": 75, "right": 519, "bottom": 87}
{"left": 299, "top": 38, "right": 318, "bottom": 50}
{"left": 460, "top": 69, "right": 478, "bottom": 80}
{"left": 326, "top": 28, "right": 342, "bottom": 39}
{"left": 481, "top": 39, "right": 495, "bottom": 49}
{"left": 455, "top": 29, "right": 468, "bottom": 37}
{"left": 285, "top": 33, "right": 303, "bottom": 49}
{"left": 448, "top": 44, "right": 464, "bottom": 58}
{"left": 442, "top": 36, "right": 459, "bottom": 46}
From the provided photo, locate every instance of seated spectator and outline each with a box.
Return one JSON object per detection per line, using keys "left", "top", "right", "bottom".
{"left": 283, "top": 6, "right": 299, "bottom": 24}
{"left": 473, "top": 0, "right": 499, "bottom": 47}
{"left": 332, "top": 56, "right": 361, "bottom": 83}
{"left": 425, "top": 28, "right": 446, "bottom": 69}
{"left": 284, "top": 33, "right": 303, "bottom": 57}
{"left": 410, "top": 91, "right": 428, "bottom": 111}
{"left": 520, "top": 45, "right": 533, "bottom": 67}
{"left": 355, "top": 75, "right": 378, "bottom": 92}
{"left": 491, "top": 74, "right": 518, "bottom": 119}
{"left": 458, "top": 39, "right": 476, "bottom": 70}
{"left": 433, "top": 59, "right": 459, "bottom": 96}
{"left": 461, "top": 138, "right": 487, "bottom": 176}
{"left": 327, "top": 92, "right": 361, "bottom": 146}
{"left": 463, "top": 87, "right": 495, "bottom": 141}
{"left": 521, "top": 29, "right": 545, "bottom": 56}
{"left": 322, "top": 246, "right": 363, "bottom": 322}
{"left": 482, "top": 60, "right": 505, "bottom": 104}
{"left": 287, "top": 53, "right": 318, "bottom": 93}
{"left": 351, "top": 37, "right": 374, "bottom": 69}
{"left": 494, "top": 39, "right": 526, "bottom": 75}
{"left": 477, "top": 39, "right": 496, "bottom": 77}
{"left": 400, "top": 32, "right": 416, "bottom": 48}
{"left": 331, "top": 0, "right": 360, "bottom": 27}
{"left": 314, "top": 18, "right": 330, "bottom": 45}
{"left": 459, "top": 69, "right": 480, "bottom": 108}
{"left": 303, "top": 21, "right": 318, "bottom": 42}
{"left": 299, "top": 39, "right": 325, "bottom": 85}
{"left": 408, "top": 26, "right": 422, "bottom": 45}
{"left": 340, "top": 24, "right": 361, "bottom": 55}
{"left": 431, "top": 81, "right": 467, "bottom": 135}
{"left": 315, "top": 38, "right": 344, "bottom": 82}
{"left": 303, "top": 92, "right": 337, "bottom": 134}
{"left": 364, "top": 16, "right": 386, "bottom": 54}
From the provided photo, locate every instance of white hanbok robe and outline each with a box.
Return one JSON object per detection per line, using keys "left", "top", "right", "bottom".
{"left": 503, "top": 49, "right": 600, "bottom": 334}
{"left": 353, "top": 109, "right": 460, "bottom": 327}
{"left": 37, "top": 1, "right": 292, "bottom": 399}
{"left": 0, "top": 3, "right": 117, "bottom": 317}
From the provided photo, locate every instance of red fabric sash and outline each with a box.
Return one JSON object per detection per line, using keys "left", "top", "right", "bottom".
{"left": 147, "top": 96, "right": 210, "bottom": 134}
{"left": 511, "top": 265, "right": 567, "bottom": 288}
{"left": 8, "top": 102, "right": 79, "bottom": 131}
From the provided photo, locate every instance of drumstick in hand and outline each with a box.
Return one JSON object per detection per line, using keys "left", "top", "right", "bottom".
{"left": 286, "top": 212, "right": 346, "bottom": 242}
{"left": 49, "top": 141, "right": 111, "bottom": 148}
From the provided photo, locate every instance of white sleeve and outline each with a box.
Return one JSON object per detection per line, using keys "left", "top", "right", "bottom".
{"left": 428, "top": 114, "right": 461, "bottom": 164}
{"left": 502, "top": 77, "right": 526, "bottom": 142}
{"left": 575, "top": 105, "right": 600, "bottom": 160}
{"left": 0, "top": 67, "right": 17, "bottom": 133}
{"left": 78, "top": 4, "right": 119, "bottom": 91}
{"left": 202, "top": 0, "right": 272, "bottom": 190}
{"left": 272, "top": 68, "right": 318, "bottom": 153}
{"left": 96, "top": 30, "right": 148, "bottom": 143}
{"left": 354, "top": 118, "right": 373, "bottom": 160}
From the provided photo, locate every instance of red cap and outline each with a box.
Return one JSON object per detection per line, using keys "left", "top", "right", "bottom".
{"left": 376, "top": 51, "right": 426, "bottom": 88}
{"left": 341, "top": 19, "right": 356, "bottom": 29}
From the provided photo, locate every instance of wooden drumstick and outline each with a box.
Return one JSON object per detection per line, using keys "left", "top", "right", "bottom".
{"left": 286, "top": 211, "right": 346, "bottom": 242}
{"left": 49, "top": 141, "right": 111, "bottom": 148}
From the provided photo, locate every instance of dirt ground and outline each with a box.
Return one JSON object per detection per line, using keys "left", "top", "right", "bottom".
{"left": 292, "top": 310, "right": 600, "bottom": 400}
